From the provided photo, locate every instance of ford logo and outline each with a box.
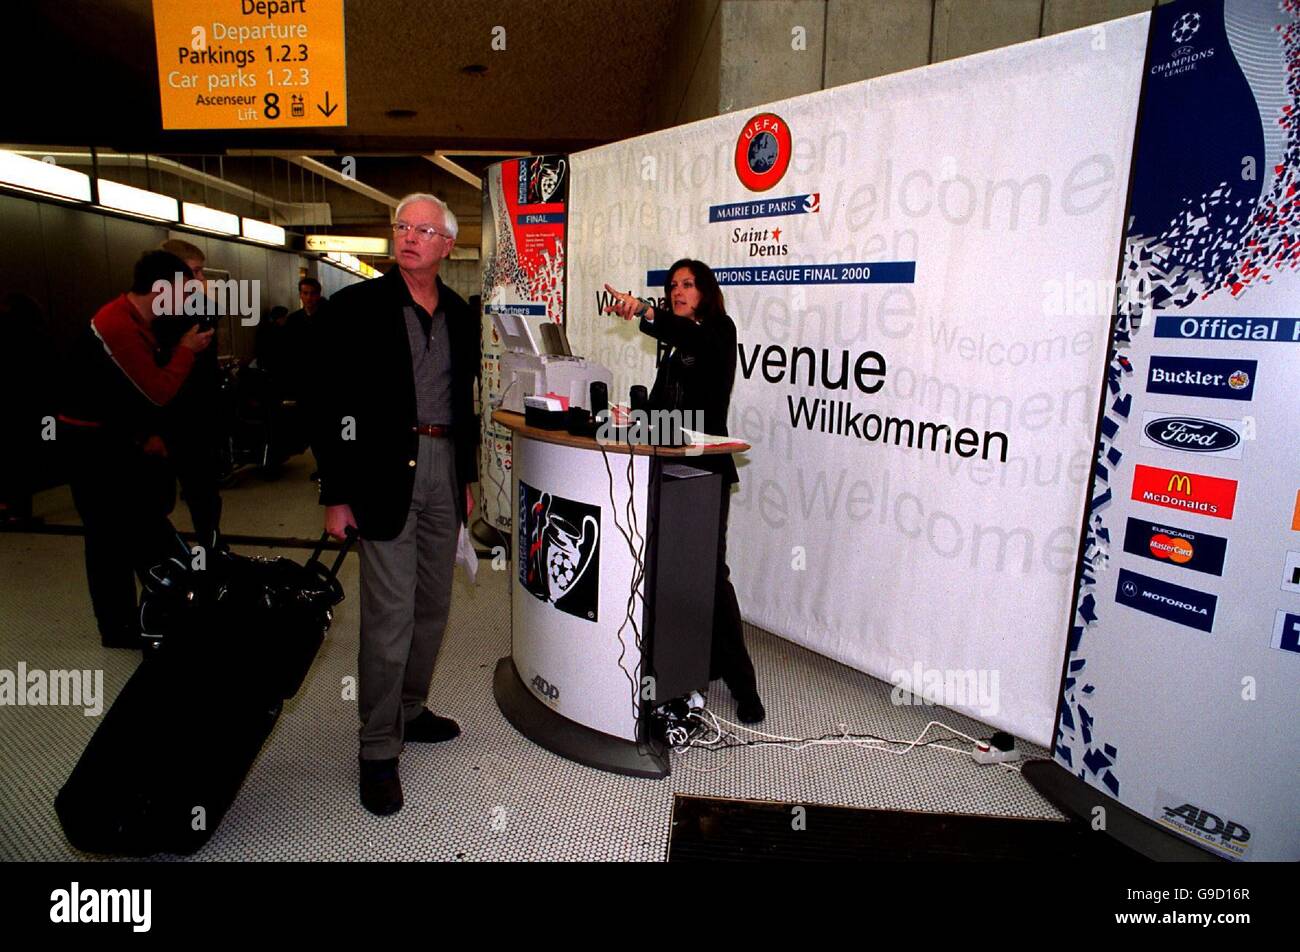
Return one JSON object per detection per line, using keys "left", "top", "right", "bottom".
{"left": 1144, "top": 417, "right": 1240, "bottom": 453}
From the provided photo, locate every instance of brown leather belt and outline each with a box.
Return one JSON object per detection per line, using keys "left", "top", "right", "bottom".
{"left": 414, "top": 424, "right": 452, "bottom": 438}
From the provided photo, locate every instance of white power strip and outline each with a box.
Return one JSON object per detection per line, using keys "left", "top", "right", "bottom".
{"left": 972, "top": 741, "right": 1021, "bottom": 765}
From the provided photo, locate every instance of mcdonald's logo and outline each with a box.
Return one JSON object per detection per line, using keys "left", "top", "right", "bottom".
{"left": 1131, "top": 464, "right": 1237, "bottom": 520}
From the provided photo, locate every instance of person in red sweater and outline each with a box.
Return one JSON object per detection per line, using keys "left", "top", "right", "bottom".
{"left": 60, "top": 250, "right": 214, "bottom": 648}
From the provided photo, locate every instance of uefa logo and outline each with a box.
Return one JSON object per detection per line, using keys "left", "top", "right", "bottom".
{"left": 1171, "top": 11, "right": 1200, "bottom": 44}
{"left": 734, "top": 113, "right": 793, "bottom": 192}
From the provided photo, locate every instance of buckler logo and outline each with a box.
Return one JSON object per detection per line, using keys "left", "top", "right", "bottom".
{"left": 1131, "top": 464, "right": 1236, "bottom": 520}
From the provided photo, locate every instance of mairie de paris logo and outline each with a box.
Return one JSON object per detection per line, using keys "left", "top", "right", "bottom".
{"left": 735, "top": 113, "right": 792, "bottom": 192}
{"left": 1171, "top": 11, "right": 1200, "bottom": 44}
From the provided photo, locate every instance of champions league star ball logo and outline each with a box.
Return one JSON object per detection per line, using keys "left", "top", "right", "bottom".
{"left": 1171, "top": 11, "right": 1200, "bottom": 44}
{"left": 735, "top": 112, "right": 792, "bottom": 192}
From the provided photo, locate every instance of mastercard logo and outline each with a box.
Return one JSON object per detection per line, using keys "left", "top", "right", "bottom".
{"left": 1150, "top": 533, "right": 1194, "bottom": 564}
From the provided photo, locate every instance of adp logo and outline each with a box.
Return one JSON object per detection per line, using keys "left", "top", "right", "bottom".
{"left": 1131, "top": 464, "right": 1237, "bottom": 520}
{"left": 1157, "top": 795, "right": 1250, "bottom": 859}
{"left": 734, "top": 113, "right": 792, "bottom": 192}
{"left": 530, "top": 673, "right": 560, "bottom": 703}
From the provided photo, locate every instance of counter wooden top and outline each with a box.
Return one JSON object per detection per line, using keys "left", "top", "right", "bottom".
{"left": 492, "top": 410, "right": 750, "bottom": 457}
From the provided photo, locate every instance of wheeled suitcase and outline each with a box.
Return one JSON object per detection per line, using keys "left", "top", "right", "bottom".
{"left": 54, "top": 532, "right": 354, "bottom": 856}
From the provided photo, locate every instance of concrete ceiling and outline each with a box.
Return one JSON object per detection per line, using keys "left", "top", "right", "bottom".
{"left": 14, "top": 0, "right": 684, "bottom": 152}
{"left": 7, "top": 0, "right": 685, "bottom": 246}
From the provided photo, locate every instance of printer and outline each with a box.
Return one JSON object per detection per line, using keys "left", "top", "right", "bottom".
{"left": 492, "top": 310, "right": 612, "bottom": 414}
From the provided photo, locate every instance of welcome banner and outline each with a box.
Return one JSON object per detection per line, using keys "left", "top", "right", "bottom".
{"left": 566, "top": 16, "right": 1150, "bottom": 744}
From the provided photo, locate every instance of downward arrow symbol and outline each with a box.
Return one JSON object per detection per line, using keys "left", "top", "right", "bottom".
{"left": 317, "top": 92, "right": 339, "bottom": 117}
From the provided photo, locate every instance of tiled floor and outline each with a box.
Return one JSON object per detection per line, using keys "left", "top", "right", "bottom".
{"left": 0, "top": 461, "right": 1062, "bottom": 861}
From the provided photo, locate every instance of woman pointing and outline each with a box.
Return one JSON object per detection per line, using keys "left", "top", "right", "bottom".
{"left": 603, "top": 259, "right": 764, "bottom": 723}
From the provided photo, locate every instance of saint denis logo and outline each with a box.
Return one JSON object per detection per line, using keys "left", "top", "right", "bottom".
{"left": 1115, "top": 568, "right": 1216, "bottom": 633}
{"left": 1272, "top": 610, "right": 1300, "bottom": 655}
{"left": 734, "top": 113, "right": 792, "bottom": 192}
{"left": 50, "top": 883, "right": 151, "bottom": 932}
{"left": 1155, "top": 793, "right": 1250, "bottom": 860}
{"left": 1131, "top": 464, "right": 1237, "bottom": 520}
{"left": 1122, "top": 517, "right": 1227, "bottom": 576}
{"left": 1146, "top": 355, "right": 1256, "bottom": 401}
{"left": 1139, "top": 412, "right": 1243, "bottom": 459}
{"left": 518, "top": 483, "right": 600, "bottom": 622}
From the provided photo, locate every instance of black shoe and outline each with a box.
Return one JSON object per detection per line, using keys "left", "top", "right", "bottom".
{"left": 734, "top": 693, "right": 766, "bottom": 724}
{"left": 404, "top": 708, "right": 461, "bottom": 743}
{"left": 358, "top": 756, "right": 403, "bottom": 816}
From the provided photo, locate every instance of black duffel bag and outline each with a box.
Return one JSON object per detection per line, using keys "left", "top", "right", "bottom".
{"left": 139, "top": 531, "right": 354, "bottom": 703}
{"left": 55, "top": 532, "right": 354, "bottom": 856}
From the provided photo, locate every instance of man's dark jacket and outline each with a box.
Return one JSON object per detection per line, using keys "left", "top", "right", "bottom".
{"left": 311, "top": 268, "right": 480, "bottom": 540}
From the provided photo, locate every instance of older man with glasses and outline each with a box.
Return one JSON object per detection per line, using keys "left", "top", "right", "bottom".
{"left": 311, "top": 193, "right": 480, "bottom": 816}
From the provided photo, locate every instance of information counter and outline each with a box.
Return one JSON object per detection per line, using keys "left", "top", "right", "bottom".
{"left": 491, "top": 410, "right": 749, "bottom": 778}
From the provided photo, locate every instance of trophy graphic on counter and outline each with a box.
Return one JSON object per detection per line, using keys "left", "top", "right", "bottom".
{"left": 520, "top": 485, "right": 600, "bottom": 621}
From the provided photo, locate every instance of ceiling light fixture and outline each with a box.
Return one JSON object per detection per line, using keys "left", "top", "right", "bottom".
{"left": 242, "top": 216, "right": 286, "bottom": 245}
{"left": 0, "top": 150, "right": 92, "bottom": 201}
{"left": 183, "top": 202, "right": 240, "bottom": 235}
{"left": 98, "top": 179, "right": 179, "bottom": 221}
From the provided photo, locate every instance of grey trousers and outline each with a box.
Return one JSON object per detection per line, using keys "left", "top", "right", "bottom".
{"left": 357, "top": 435, "right": 458, "bottom": 760}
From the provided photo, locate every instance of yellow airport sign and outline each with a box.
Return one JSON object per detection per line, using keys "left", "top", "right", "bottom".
{"left": 152, "top": 0, "right": 347, "bottom": 130}
{"left": 305, "top": 234, "right": 389, "bottom": 254}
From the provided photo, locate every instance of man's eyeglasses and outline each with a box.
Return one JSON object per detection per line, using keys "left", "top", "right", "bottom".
{"left": 392, "top": 221, "right": 451, "bottom": 242}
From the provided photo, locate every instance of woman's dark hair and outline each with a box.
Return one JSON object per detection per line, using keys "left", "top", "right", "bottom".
{"left": 663, "top": 258, "right": 725, "bottom": 319}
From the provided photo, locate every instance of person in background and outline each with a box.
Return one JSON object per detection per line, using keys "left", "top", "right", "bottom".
{"left": 286, "top": 277, "right": 327, "bottom": 396}
{"left": 60, "top": 251, "right": 213, "bottom": 648}
{"left": 155, "top": 238, "right": 225, "bottom": 552}
{"left": 252, "top": 304, "right": 297, "bottom": 469}
{"left": 288, "top": 277, "right": 327, "bottom": 478}
{"left": 255, "top": 304, "right": 292, "bottom": 382}
{"left": 312, "top": 194, "right": 479, "bottom": 816}
{"left": 602, "top": 260, "right": 765, "bottom": 723}
{"left": 0, "top": 293, "right": 58, "bottom": 527}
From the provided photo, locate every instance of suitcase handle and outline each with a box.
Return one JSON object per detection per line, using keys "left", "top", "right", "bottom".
{"left": 307, "top": 526, "right": 357, "bottom": 581}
